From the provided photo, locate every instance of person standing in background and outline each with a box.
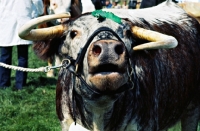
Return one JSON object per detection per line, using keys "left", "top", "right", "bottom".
{"left": 105, "top": 0, "right": 113, "bottom": 8}
{"left": 91, "top": 0, "right": 106, "bottom": 10}
{"left": 128, "top": 0, "right": 137, "bottom": 9}
{"left": 113, "top": 0, "right": 122, "bottom": 8}
{"left": 122, "top": 0, "right": 128, "bottom": 9}
{"left": 0, "top": 0, "right": 43, "bottom": 90}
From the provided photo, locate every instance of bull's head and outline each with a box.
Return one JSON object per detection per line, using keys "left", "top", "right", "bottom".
{"left": 18, "top": 9, "right": 177, "bottom": 94}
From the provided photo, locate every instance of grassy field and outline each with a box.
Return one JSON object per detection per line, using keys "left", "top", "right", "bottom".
{"left": 0, "top": 46, "right": 199, "bottom": 131}
{"left": 0, "top": 46, "right": 61, "bottom": 131}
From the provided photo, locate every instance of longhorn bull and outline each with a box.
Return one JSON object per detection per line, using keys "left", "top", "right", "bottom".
{"left": 18, "top": 0, "right": 200, "bottom": 131}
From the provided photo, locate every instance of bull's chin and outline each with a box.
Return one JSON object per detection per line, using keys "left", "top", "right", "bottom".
{"left": 88, "top": 72, "right": 128, "bottom": 92}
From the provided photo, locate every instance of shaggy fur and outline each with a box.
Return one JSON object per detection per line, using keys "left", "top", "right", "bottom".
{"left": 33, "top": 1, "right": 200, "bottom": 131}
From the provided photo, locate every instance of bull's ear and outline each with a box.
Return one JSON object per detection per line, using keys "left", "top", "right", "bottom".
{"left": 18, "top": 13, "right": 70, "bottom": 41}
{"left": 131, "top": 26, "right": 178, "bottom": 50}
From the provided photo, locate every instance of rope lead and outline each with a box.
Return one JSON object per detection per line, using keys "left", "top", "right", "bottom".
{"left": 0, "top": 59, "right": 71, "bottom": 73}
{"left": 0, "top": 62, "right": 46, "bottom": 72}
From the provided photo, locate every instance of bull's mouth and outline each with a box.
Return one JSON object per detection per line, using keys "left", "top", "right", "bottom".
{"left": 90, "top": 64, "right": 120, "bottom": 75}
{"left": 85, "top": 31, "right": 129, "bottom": 92}
{"left": 88, "top": 63, "right": 128, "bottom": 92}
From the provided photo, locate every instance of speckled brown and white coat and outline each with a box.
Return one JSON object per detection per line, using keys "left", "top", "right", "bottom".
{"left": 24, "top": 1, "right": 200, "bottom": 131}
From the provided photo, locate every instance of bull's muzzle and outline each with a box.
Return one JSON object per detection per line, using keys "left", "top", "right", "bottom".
{"left": 90, "top": 39, "right": 125, "bottom": 62}
{"left": 88, "top": 39, "right": 127, "bottom": 74}
{"left": 87, "top": 39, "right": 128, "bottom": 92}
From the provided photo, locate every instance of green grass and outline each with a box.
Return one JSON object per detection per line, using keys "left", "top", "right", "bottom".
{"left": 0, "top": 46, "right": 61, "bottom": 131}
{"left": 0, "top": 46, "right": 200, "bottom": 131}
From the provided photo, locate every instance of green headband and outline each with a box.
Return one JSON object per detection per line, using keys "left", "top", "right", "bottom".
{"left": 91, "top": 10, "right": 122, "bottom": 24}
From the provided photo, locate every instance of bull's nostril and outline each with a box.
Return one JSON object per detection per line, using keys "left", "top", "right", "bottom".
{"left": 115, "top": 45, "right": 124, "bottom": 55}
{"left": 93, "top": 45, "right": 102, "bottom": 56}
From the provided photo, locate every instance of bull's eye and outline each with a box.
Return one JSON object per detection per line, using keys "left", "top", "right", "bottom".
{"left": 70, "top": 30, "right": 78, "bottom": 39}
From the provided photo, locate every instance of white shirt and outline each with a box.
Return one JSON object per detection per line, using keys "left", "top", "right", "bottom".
{"left": 0, "top": 0, "right": 44, "bottom": 46}
{"left": 81, "top": 0, "right": 96, "bottom": 14}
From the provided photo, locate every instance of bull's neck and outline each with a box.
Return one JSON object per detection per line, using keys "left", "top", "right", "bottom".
{"left": 74, "top": 84, "right": 134, "bottom": 130}
{"left": 83, "top": 96, "right": 116, "bottom": 131}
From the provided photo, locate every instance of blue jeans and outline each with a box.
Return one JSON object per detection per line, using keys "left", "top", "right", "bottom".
{"left": 0, "top": 45, "right": 28, "bottom": 89}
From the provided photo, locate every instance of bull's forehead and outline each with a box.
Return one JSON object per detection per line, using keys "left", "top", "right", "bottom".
{"left": 70, "top": 14, "right": 129, "bottom": 36}
{"left": 69, "top": 14, "right": 131, "bottom": 47}
{"left": 63, "top": 14, "right": 132, "bottom": 59}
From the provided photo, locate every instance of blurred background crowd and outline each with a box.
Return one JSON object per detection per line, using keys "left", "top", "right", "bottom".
{"left": 102, "top": 0, "right": 141, "bottom": 9}
{"left": 102, "top": 0, "right": 200, "bottom": 9}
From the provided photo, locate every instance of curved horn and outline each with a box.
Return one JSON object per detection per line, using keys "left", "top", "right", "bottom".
{"left": 18, "top": 13, "right": 70, "bottom": 41}
{"left": 131, "top": 26, "right": 178, "bottom": 50}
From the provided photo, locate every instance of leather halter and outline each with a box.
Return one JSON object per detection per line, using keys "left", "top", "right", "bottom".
{"left": 62, "top": 26, "right": 133, "bottom": 96}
